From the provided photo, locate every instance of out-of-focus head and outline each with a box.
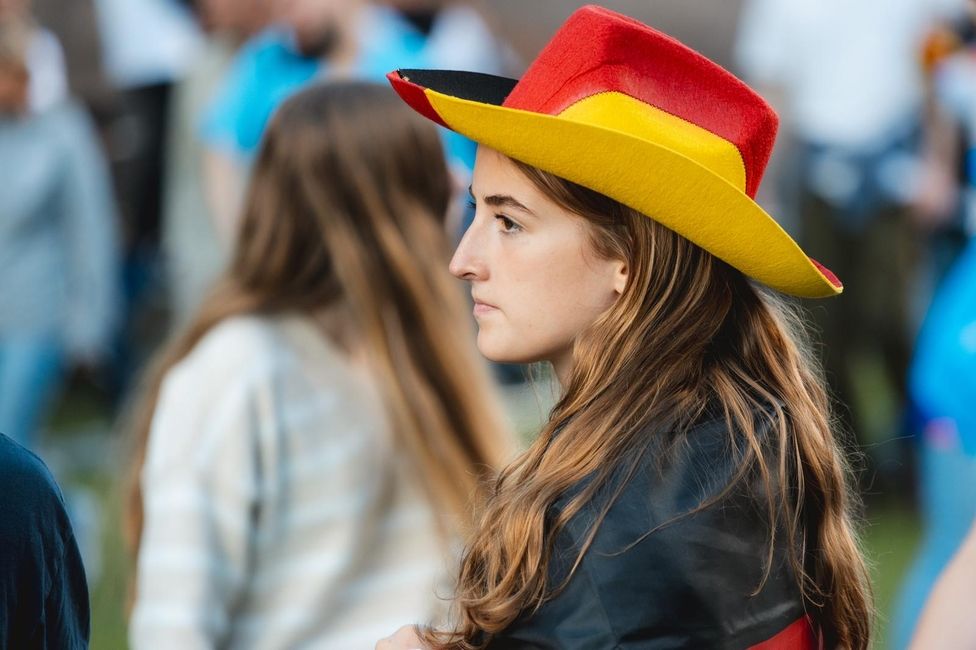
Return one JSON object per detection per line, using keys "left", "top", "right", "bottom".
{"left": 273, "top": 0, "right": 362, "bottom": 57}
{"left": 0, "top": 18, "right": 29, "bottom": 115}
{"left": 0, "top": 0, "right": 29, "bottom": 21}
{"left": 233, "top": 79, "right": 451, "bottom": 311}
{"left": 380, "top": 0, "right": 444, "bottom": 11}
{"left": 197, "top": 0, "right": 272, "bottom": 37}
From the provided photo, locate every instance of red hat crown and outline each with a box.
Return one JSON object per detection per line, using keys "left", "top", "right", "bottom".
{"left": 503, "top": 5, "right": 778, "bottom": 199}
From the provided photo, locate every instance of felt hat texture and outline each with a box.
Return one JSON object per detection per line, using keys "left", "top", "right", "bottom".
{"left": 386, "top": 4, "right": 842, "bottom": 298}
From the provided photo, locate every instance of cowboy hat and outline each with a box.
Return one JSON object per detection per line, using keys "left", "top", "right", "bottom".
{"left": 386, "top": 4, "right": 841, "bottom": 298}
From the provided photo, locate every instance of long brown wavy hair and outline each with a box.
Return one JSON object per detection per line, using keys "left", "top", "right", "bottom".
{"left": 424, "top": 159, "right": 872, "bottom": 649}
{"left": 123, "top": 81, "right": 513, "bottom": 571}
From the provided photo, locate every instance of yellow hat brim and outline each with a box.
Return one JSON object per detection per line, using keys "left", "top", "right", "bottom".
{"left": 422, "top": 87, "right": 841, "bottom": 299}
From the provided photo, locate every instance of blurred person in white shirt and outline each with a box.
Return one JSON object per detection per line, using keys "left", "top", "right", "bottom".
{"left": 127, "top": 81, "right": 514, "bottom": 649}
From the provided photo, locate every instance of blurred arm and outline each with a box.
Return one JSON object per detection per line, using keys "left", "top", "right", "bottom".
{"left": 202, "top": 147, "right": 247, "bottom": 245}
{"left": 910, "top": 518, "right": 976, "bottom": 649}
{"left": 197, "top": 32, "right": 272, "bottom": 246}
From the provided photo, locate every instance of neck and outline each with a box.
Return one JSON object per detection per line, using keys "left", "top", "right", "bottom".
{"left": 552, "top": 349, "right": 574, "bottom": 391}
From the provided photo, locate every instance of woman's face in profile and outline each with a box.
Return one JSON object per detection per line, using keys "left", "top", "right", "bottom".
{"left": 450, "top": 147, "right": 626, "bottom": 374}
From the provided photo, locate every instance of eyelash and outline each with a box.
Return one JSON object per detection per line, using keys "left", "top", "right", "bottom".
{"left": 467, "top": 199, "right": 523, "bottom": 234}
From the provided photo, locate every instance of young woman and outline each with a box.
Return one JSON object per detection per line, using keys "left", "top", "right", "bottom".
{"left": 126, "top": 80, "right": 513, "bottom": 649}
{"left": 378, "top": 5, "right": 872, "bottom": 649}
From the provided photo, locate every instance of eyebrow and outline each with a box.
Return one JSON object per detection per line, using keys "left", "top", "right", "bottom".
{"left": 468, "top": 186, "right": 536, "bottom": 216}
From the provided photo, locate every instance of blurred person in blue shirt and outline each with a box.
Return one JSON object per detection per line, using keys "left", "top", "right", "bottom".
{"left": 0, "top": 15, "right": 121, "bottom": 449}
{"left": 200, "top": 0, "right": 515, "bottom": 241}
{"left": 892, "top": 3, "right": 976, "bottom": 646}
{"left": 894, "top": 236, "right": 976, "bottom": 649}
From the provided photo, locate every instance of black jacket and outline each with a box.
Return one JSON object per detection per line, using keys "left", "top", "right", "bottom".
{"left": 487, "top": 413, "right": 816, "bottom": 650}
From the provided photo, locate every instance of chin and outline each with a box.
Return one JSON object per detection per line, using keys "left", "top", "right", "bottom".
{"left": 476, "top": 333, "right": 542, "bottom": 366}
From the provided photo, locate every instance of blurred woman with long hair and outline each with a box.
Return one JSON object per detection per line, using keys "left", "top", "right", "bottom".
{"left": 126, "top": 80, "right": 513, "bottom": 649}
{"left": 378, "top": 6, "right": 873, "bottom": 649}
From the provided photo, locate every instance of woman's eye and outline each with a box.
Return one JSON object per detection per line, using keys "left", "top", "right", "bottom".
{"left": 495, "top": 215, "right": 522, "bottom": 233}
{"left": 466, "top": 198, "right": 476, "bottom": 210}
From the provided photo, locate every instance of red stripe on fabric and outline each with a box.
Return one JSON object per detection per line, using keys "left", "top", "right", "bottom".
{"left": 501, "top": 5, "right": 776, "bottom": 198}
{"left": 748, "top": 616, "right": 820, "bottom": 650}
{"left": 386, "top": 71, "right": 449, "bottom": 129}
{"left": 809, "top": 258, "right": 843, "bottom": 289}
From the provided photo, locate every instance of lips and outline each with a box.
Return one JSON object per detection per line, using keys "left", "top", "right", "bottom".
{"left": 472, "top": 297, "right": 499, "bottom": 317}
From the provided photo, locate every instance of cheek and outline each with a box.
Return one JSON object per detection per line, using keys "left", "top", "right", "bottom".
{"left": 531, "top": 265, "right": 616, "bottom": 336}
{"left": 480, "top": 255, "right": 615, "bottom": 361}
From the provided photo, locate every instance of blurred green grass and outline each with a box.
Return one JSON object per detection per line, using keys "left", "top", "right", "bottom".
{"left": 864, "top": 502, "right": 922, "bottom": 649}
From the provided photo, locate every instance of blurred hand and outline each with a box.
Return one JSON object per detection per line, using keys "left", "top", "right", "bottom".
{"left": 910, "top": 519, "right": 976, "bottom": 648}
{"left": 376, "top": 625, "right": 425, "bottom": 650}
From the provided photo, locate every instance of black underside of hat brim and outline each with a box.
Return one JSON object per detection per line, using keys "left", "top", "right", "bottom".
{"left": 396, "top": 69, "right": 517, "bottom": 107}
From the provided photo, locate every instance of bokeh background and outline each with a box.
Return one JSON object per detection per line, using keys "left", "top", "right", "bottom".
{"left": 2, "top": 0, "right": 974, "bottom": 647}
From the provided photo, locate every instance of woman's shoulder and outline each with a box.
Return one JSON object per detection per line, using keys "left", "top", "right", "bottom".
{"left": 166, "top": 315, "right": 278, "bottom": 386}
{"left": 556, "top": 404, "right": 779, "bottom": 526}
{"left": 0, "top": 435, "right": 89, "bottom": 648}
{"left": 148, "top": 314, "right": 375, "bottom": 475}
{"left": 0, "top": 434, "right": 65, "bottom": 517}
{"left": 511, "top": 407, "right": 806, "bottom": 648}
{"left": 169, "top": 313, "right": 341, "bottom": 384}
{"left": 154, "top": 314, "right": 352, "bottom": 437}
{"left": 593, "top": 403, "right": 787, "bottom": 538}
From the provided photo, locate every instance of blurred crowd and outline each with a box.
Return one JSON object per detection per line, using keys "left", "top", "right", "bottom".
{"left": 1, "top": 0, "right": 976, "bottom": 647}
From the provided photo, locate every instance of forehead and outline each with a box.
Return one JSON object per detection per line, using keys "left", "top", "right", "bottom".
{"left": 471, "top": 148, "right": 539, "bottom": 195}
{"left": 471, "top": 146, "right": 602, "bottom": 247}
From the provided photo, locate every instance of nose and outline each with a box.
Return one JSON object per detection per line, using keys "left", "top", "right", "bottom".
{"left": 449, "top": 222, "right": 487, "bottom": 281}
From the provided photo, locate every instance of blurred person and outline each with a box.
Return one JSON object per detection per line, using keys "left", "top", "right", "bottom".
{"left": 30, "top": 0, "right": 113, "bottom": 117}
{"left": 891, "top": 5, "right": 976, "bottom": 647}
{"left": 186, "top": 0, "right": 271, "bottom": 34}
{"left": 126, "top": 81, "right": 514, "bottom": 649}
{"left": 0, "top": 433, "right": 90, "bottom": 648}
{"left": 914, "top": 0, "right": 976, "bottom": 242}
{"left": 0, "top": 0, "right": 68, "bottom": 112}
{"left": 909, "top": 517, "right": 976, "bottom": 649}
{"left": 92, "top": 0, "right": 201, "bottom": 249}
{"left": 92, "top": 0, "right": 203, "bottom": 388}
{"left": 379, "top": 6, "right": 871, "bottom": 648}
{"left": 734, "top": 0, "right": 963, "bottom": 466}
{"left": 0, "top": 16, "right": 120, "bottom": 450}
{"left": 162, "top": 0, "right": 271, "bottom": 329}
{"left": 201, "top": 0, "right": 515, "bottom": 242}
{"left": 892, "top": 235, "right": 976, "bottom": 648}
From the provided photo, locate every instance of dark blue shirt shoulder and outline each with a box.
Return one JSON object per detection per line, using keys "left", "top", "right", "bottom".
{"left": 0, "top": 434, "right": 90, "bottom": 649}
